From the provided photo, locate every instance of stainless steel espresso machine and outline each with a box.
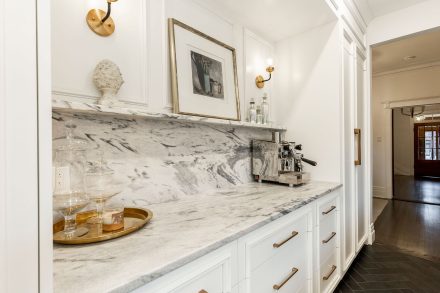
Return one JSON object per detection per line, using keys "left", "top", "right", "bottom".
{"left": 252, "top": 132, "right": 317, "bottom": 187}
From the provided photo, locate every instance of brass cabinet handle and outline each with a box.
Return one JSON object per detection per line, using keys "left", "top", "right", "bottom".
{"left": 322, "top": 206, "right": 336, "bottom": 215}
{"left": 273, "top": 231, "right": 299, "bottom": 248}
{"left": 323, "top": 265, "right": 337, "bottom": 280}
{"left": 199, "top": 290, "right": 208, "bottom": 293}
{"left": 322, "top": 232, "right": 337, "bottom": 244}
{"left": 273, "top": 267, "right": 299, "bottom": 290}
{"left": 354, "top": 128, "right": 361, "bottom": 166}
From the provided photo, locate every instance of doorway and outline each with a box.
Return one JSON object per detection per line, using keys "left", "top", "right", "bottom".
{"left": 392, "top": 105, "right": 440, "bottom": 205}
{"left": 371, "top": 28, "right": 440, "bottom": 263}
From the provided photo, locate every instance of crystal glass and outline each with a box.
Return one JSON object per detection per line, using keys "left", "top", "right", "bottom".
{"left": 53, "top": 122, "right": 90, "bottom": 238}
{"left": 85, "top": 151, "right": 122, "bottom": 227}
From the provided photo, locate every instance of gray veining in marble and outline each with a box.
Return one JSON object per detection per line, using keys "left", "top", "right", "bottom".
{"left": 54, "top": 181, "right": 341, "bottom": 293}
{"left": 53, "top": 111, "right": 273, "bottom": 204}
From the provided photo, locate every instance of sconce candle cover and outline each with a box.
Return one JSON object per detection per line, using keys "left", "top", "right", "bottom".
{"left": 86, "top": 0, "right": 119, "bottom": 37}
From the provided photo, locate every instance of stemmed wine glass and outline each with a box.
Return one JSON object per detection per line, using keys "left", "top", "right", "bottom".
{"left": 85, "top": 151, "right": 122, "bottom": 230}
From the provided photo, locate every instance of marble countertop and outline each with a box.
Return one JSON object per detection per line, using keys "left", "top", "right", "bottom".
{"left": 54, "top": 181, "right": 342, "bottom": 293}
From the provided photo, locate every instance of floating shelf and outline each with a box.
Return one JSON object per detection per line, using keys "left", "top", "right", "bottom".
{"left": 52, "top": 99, "right": 287, "bottom": 132}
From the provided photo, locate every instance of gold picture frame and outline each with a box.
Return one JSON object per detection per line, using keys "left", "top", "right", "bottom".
{"left": 168, "top": 18, "right": 241, "bottom": 121}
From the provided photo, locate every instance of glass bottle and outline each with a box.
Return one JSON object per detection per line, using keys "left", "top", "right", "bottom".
{"left": 261, "top": 93, "right": 270, "bottom": 124}
{"left": 249, "top": 98, "right": 257, "bottom": 123}
{"left": 256, "top": 105, "right": 263, "bottom": 124}
{"left": 52, "top": 122, "right": 90, "bottom": 238}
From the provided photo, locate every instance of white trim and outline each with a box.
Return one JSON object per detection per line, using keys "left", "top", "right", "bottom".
{"left": 37, "top": 0, "right": 53, "bottom": 291}
{"left": 0, "top": 0, "right": 6, "bottom": 290}
{"left": 343, "top": 0, "right": 368, "bottom": 33}
{"left": 382, "top": 96, "right": 440, "bottom": 109}
{"left": 53, "top": 91, "right": 151, "bottom": 109}
{"left": 3, "top": 0, "right": 39, "bottom": 291}
{"left": 368, "top": 223, "right": 375, "bottom": 245}
{"left": 373, "top": 186, "right": 388, "bottom": 198}
{"left": 373, "top": 61, "right": 440, "bottom": 77}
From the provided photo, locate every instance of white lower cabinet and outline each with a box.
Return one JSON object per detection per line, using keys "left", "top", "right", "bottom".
{"left": 133, "top": 189, "right": 342, "bottom": 293}
{"left": 316, "top": 191, "right": 341, "bottom": 293}
{"left": 239, "top": 207, "right": 312, "bottom": 293}
{"left": 132, "top": 243, "right": 237, "bottom": 293}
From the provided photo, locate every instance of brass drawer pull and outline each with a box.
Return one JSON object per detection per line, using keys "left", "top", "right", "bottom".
{"left": 322, "top": 206, "right": 336, "bottom": 215}
{"left": 199, "top": 290, "right": 208, "bottom": 293}
{"left": 322, "top": 232, "right": 336, "bottom": 244}
{"left": 273, "top": 231, "right": 299, "bottom": 248}
{"left": 323, "top": 265, "right": 337, "bottom": 280}
{"left": 273, "top": 267, "right": 299, "bottom": 290}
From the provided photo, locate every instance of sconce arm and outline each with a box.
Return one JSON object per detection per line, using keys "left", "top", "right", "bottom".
{"left": 263, "top": 73, "right": 272, "bottom": 83}
{"left": 101, "top": 1, "right": 112, "bottom": 23}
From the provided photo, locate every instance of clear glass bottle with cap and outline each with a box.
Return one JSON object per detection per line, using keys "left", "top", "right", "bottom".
{"left": 249, "top": 98, "right": 257, "bottom": 123}
{"left": 261, "top": 93, "right": 270, "bottom": 124}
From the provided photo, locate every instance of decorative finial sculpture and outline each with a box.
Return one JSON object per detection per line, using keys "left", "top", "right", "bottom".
{"left": 93, "top": 59, "right": 124, "bottom": 106}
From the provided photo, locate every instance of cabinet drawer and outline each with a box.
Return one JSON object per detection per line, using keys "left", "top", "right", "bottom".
{"left": 319, "top": 197, "right": 337, "bottom": 223}
{"left": 319, "top": 251, "right": 339, "bottom": 293}
{"left": 247, "top": 213, "right": 308, "bottom": 272}
{"left": 319, "top": 212, "right": 337, "bottom": 264}
{"left": 170, "top": 264, "right": 224, "bottom": 293}
{"left": 248, "top": 233, "right": 308, "bottom": 293}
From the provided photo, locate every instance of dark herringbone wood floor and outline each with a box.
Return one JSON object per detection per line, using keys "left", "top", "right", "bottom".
{"left": 335, "top": 244, "right": 440, "bottom": 292}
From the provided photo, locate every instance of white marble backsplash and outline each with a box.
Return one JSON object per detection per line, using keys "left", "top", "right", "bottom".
{"left": 52, "top": 111, "right": 273, "bottom": 204}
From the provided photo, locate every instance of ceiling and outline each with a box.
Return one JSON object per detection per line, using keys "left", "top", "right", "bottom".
{"left": 372, "top": 29, "right": 440, "bottom": 74}
{"left": 196, "top": 0, "right": 337, "bottom": 42}
{"left": 357, "top": 0, "right": 429, "bottom": 18}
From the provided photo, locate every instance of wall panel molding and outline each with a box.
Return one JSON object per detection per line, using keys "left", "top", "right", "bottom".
{"left": 52, "top": 0, "right": 150, "bottom": 107}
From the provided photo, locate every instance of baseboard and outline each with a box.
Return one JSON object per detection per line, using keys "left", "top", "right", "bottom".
{"left": 368, "top": 223, "right": 375, "bottom": 245}
{"left": 373, "top": 185, "right": 393, "bottom": 199}
{"left": 373, "top": 186, "right": 387, "bottom": 198}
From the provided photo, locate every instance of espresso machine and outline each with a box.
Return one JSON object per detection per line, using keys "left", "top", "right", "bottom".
{"left": 252, "top": 132, "right": 317, "bottom": 187}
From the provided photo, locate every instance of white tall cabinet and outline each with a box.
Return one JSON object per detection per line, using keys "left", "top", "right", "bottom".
{"left": 340, "top": 18, "right": 369, "bottom": 271}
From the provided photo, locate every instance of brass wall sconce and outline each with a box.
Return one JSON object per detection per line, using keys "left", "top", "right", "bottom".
{"left": 86, "top": 0, "right": 119, "bottom": 37}
{"left": 255, "top": 65, "right": 275, "bottom": 89}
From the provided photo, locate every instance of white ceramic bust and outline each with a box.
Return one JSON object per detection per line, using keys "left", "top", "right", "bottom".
{"left": 93, "top": 59, "right": 124, "bottom": 106}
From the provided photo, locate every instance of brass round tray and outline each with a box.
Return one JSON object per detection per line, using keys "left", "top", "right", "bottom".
{"left": 53, "top": 207, "right": 153, "bottom": 245}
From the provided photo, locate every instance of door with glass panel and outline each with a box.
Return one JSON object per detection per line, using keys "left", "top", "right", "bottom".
{"left": 414, "top": 123, "right": 440, "bottom": 177}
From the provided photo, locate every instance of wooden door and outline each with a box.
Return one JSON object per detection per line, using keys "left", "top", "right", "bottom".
{"left": 414, "top": 123, "right": 440, "bottom": 177}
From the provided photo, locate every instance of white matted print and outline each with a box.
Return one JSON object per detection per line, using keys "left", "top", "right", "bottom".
{"left": 168, "top": 19, "right": 240, "bottom": 121}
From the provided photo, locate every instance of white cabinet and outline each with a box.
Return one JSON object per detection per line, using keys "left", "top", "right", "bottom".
{"left": 239, "top": 208, "right": 312, "bottom": 293}
{"left": 355, "top": 47, "right": 369, "bottom": 251}
{"left": 315, "top": 191, "right": 341, "bottom": 293}
{"left": 132, "top": 243, "right": 237, "bottom": 293}
{"left": 133, "top": 190, "right": 342, "bottom": 293}
{"left": 341, "top": 21, "right": 369, "bottom": 271}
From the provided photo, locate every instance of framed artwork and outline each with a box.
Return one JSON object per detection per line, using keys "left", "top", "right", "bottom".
{"left": 168, "top": 18, "right": 241, "bottom": 121}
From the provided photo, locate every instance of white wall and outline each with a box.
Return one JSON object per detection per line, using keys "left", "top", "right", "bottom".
{"left": 368, "top": 0, "right": 440, "bottom": 46}
{"left": 1, "top": 0, "right": 40, "bottom": 291}
{"left": 274, "top": 21, "right": 341, "bottom": 182}
{"left": 51, "top": 0, "right": 275, "bottom": 119}
{"left": 372, "top": 64, "right": 440, "bottom": 197}
{"left": 393, "top": 109, "right": 414, "bottom": 176}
